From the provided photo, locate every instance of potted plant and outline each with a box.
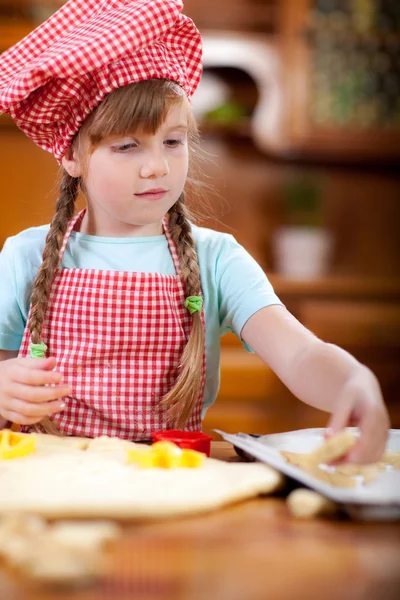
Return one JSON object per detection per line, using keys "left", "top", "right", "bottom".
{"left": 272, "top": 174, "right": 333, "bottom": 278}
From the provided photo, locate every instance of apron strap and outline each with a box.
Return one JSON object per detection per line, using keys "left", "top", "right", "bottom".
{"left": 162, "top": 216, "right": 183, "bottom": 281}
{"left": 58, "top": 209, "right": 86, "bottom": 265}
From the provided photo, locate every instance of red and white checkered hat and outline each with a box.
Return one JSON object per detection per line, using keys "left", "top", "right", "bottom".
{"left": 0, "top": 0, "right": 202, "bottom": 161}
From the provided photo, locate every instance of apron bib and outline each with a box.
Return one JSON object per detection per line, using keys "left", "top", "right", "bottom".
{"left": 19, "top": 210, "right": 206, "bottom": 440}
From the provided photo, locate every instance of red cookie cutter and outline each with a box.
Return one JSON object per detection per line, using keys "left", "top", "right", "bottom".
{"left": 151, "top": 430, "right": 213, "bottom": 457}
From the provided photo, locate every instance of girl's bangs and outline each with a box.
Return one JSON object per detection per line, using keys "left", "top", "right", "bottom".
{"left": 84, "top": 79, "right": 187, "bottom": 148}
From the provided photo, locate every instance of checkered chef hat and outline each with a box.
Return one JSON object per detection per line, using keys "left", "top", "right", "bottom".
{"left": 0, "top": 0, "right": 203, "bottom": 161}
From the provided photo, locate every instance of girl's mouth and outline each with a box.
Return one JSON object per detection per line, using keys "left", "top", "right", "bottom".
{"left": 135, "top": 189, "right": 167, "bottom": 200}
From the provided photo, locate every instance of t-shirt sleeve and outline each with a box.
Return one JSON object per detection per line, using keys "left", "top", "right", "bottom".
{"left": 0, "top": 238, "right": 26, "bottom": 351}
{"left": 216, "top": 234, "right": 283, "bottom": 349}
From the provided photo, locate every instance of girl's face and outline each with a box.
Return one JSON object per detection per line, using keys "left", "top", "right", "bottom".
{"left": 64, "top": 103, "right": 189, "bottom": 237}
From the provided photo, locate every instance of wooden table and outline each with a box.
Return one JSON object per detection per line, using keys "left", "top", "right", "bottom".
{"left": 1, "top": 442, "right": 400, "bottom": 600}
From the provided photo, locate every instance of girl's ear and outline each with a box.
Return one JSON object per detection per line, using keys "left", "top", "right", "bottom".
{"left": 61, "top": 146, "right": 82, "bottom": 178}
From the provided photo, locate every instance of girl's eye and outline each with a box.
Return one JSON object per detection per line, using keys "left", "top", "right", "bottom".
{"left": 113, "top": 143, "right": 137, "bottom": 152}
{"left": 164, "top": 139, "right": 183, "bottom": 148}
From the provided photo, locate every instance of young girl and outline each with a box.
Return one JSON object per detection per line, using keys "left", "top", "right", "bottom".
{"left": 0, "top": 0, "right": 389, "bottom": 462}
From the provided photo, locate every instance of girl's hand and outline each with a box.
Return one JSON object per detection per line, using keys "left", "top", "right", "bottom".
{"left": 326, "top": 366, "right": 390, "bottom": 464}
{"left": 0, "top": 357, "right": 71, "bottom": 426}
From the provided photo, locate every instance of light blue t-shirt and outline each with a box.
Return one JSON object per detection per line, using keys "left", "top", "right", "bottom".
{"left": 0, "top": 223, "right": 282, "bottom": 415}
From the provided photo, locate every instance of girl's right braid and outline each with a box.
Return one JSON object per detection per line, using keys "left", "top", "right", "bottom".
{"left": 29, "top": 171, "right": 79, "bottom": 436}
{"left": 29, "top": 172, "right": 78, "bottom": 344}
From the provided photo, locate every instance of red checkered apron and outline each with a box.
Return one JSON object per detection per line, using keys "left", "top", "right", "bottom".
{"left": 19, "top": 210, "right": 206, "bottom": 439}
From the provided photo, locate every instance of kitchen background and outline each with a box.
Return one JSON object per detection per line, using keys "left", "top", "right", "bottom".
{"left": 0, "top": 0, "right": 399, "bottom": 436}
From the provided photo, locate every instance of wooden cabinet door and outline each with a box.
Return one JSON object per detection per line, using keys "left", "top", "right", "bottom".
{"left": 280, "top": 0, "right": 400, "bottom": 162}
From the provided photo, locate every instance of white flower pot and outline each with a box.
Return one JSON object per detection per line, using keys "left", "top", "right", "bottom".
{"left": 272, "top": 226, "right": 333, "bottom": 279}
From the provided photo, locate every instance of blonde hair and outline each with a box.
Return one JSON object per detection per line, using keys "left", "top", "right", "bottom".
{"left": 30, "top": 79, "right": 205, "bottom": 435}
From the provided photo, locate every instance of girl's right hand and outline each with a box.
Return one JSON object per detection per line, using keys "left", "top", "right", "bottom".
{"left": 0, "top": 357, "right": 71, "bottom": 426}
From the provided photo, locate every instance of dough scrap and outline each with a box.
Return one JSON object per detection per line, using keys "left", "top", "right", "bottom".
{"left": 281, "top": 430, "right": 399, "bottom": 487}
{"left": 287, "top": 489, "right": 338, "bottom": 519}
{"left": 0, "top": 513, "right": 119, "bottom": 585}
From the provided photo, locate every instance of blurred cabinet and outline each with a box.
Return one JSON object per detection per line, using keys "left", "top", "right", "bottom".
{"left": 184, "top": 0, "right": 400, "bottom": 163}
{"left": 280, "top": 0, "right": 400, "bottom": 162}
{"left": 181, "top": 0, "right": 279, "bottom": 34}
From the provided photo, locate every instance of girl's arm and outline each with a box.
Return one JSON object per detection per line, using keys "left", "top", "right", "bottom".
{"left": 241, "top": 305, "right": 390, "bottom": 464}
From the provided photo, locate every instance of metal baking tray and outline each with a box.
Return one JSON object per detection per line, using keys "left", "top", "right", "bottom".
{"left": 216, "top": 428, "right": 400, "bottom": 521}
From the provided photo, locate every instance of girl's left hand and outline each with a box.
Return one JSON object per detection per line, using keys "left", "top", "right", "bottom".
{"left": 326, "top": 366, "right": 390, "bottom": 464}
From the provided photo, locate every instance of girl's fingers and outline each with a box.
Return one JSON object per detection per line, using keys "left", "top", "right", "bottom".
{"left": 0, "top": 410, "right": 37, "bottom": 425}
{"left": 5, "top": 398, "right": 65, "bottom": 420}
{"left": 347, "top": 413, "right": 388, "bottom": 464}
{"left": 16, "top": 357, "right": 57, "bottom": 370}
{"left": 0, "top": 357, "right": 69, "bottom": 425}
{"left": 38, "top": 357, "right": 58, "bottom": 370}
{"left": 3, "top": 399, "right": 64, "bottom": 425}
{"left": 1, "top": 411, "right": 49, "bottom": 426}
{"left": 10, "top": 364, "right": 63, "bottom": 386}
{"left": 347, "top": 437, "right": 378, "bottom": 464}
{"left": 5, "top": 382, "right": 72, "bottom": 404}
{"left": 326, "top": 401, "right": 352, "bottom": 437}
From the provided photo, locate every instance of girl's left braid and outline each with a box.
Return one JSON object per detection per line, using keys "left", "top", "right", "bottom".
{"left": 29, "top": 171, "right": 79, "bottom": 436}
{"left": 160, "top": 193, "right": 205, "bottom": 427}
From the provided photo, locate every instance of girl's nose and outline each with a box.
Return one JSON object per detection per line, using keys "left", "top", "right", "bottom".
{"left": 139, "top": 151, "right": 169, "bottom": 178}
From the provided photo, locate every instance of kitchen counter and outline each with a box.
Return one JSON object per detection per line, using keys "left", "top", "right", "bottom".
{"left": 3, "top": 442, "right": 399, "bottom": 600}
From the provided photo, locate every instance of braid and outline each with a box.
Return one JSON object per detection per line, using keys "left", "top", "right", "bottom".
{"left": 159, "top": 194, "right": 205, "bottom": 428}
{"left": 30, "top": 172, "right": 78, "bottom": 344}
{"left": 30, "top": 171, "right": 79, "bottom": 436}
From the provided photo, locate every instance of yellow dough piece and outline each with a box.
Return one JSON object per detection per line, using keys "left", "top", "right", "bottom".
{"left": 126, "top": 441, "right": 205, "bottom": 469}
{"left": 0, "top": 429, "right": 36, "bottom": 460}
{"left": 179, "top": 449, "right": 205, "bottom": 468}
